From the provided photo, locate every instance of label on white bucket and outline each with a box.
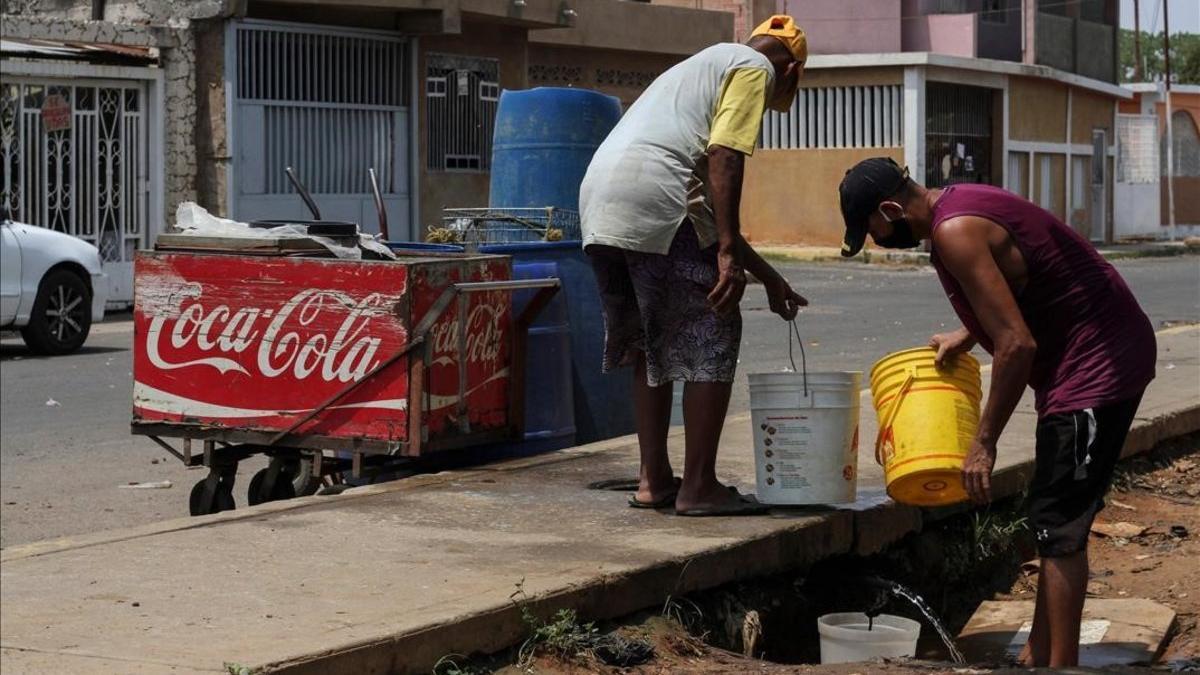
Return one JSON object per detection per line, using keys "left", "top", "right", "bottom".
{"left": 749, "top": 372, "right": 861, "bottom": 505}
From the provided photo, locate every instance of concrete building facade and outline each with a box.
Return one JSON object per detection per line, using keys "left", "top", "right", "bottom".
{"left": 1120, "top": 83, "right": 1200, "bottom": 236}
{"left": 742, "top": 53, "right": 1129, "bottom": 247}
{"left": 1, "top": 0, "right": 731, "bottom": 302}
{"left": 644, "top": 0, "right": 1132, "bottom": 246}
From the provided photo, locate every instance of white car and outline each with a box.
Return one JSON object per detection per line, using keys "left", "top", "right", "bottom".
{"left": 1, "top": 208, "right": 108, "bottom": 355}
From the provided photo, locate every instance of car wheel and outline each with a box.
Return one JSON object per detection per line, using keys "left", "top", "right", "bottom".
{"left": 20, "top": 269, "right": 92, "bottom": 355}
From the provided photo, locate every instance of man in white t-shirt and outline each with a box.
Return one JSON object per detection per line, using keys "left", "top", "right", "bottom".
{"left": 581, "top": 16, "right": 809, "bottom": 516}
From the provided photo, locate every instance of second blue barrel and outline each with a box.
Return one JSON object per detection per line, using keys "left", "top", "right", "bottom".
{"left": 489, "top": 88, "right": 623, "bottom": 212}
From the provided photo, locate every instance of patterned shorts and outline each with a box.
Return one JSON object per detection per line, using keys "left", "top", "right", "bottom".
{"left": 586, "top": 223, "right": 741, "bottom": 387}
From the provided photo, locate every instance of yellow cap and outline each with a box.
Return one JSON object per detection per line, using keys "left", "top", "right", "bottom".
{"left": 750, "top": 15, "right": 807, "bottom": 65}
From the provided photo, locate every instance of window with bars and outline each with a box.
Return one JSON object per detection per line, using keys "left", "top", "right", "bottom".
{"left": 234, "top": 24, "right": 410, "bottom": 197}
{"left": 426, "top": 53, "right": 499, "bottom": 172}
{"left": 759, "top": 85, "right": 903, "bottom": 150}
{"left": 924, "top": 82, "right": 995, "bottom": 188}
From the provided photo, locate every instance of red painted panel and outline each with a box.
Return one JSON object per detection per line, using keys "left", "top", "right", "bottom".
{"left": 410, "top": 258, "right": 512, "bottom": 436}
{"left": 132, "top": 253, "right": 413, "bottom": 442}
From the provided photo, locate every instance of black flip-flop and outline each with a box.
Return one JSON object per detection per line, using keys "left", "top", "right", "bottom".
{"left": 675, "top": 487, "right": 770, "bottom": 517}
{"left": 627, "top": 477, "right": 684, "bottom": 509}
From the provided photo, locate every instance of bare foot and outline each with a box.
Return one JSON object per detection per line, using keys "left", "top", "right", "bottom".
{"left": 634, "top": 470, "right": 678, "bottom": 506}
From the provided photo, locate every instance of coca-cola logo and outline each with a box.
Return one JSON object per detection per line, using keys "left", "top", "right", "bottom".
{"left": 427, "top": 291, "right": 506, "bottom": 372}
{"left": 145, "top": 283, "right": 394, "bottom": 383}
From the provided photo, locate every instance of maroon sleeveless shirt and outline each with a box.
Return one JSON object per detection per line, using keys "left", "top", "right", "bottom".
{"left": 929, "top": 184, "right": 1156, "bottom": 416}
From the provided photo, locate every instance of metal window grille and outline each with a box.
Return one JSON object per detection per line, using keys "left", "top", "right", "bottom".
{"left": 0, "top": 79, "right": 146, "bottom": 263}
{"left": 1117, "top": 114, "right": 1159, "bottom": 184}
{"left": 426, "top": 53, "right": 499, "bottom": 173}
{"left": 236, "top": 26, "right": 408, "bottom": 106}
{"left": 234, "top": 22, "right": 409, "bottom": 196}
{"left": 924, "top": 82, "right": 994, "bottom": 187}
{"left": 759, "top": 85, "right": 903, "bottom": 150}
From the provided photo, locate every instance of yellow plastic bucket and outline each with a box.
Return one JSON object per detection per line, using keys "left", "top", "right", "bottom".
{"left": 869, "top": 347, "right": 982, "bottom": 507}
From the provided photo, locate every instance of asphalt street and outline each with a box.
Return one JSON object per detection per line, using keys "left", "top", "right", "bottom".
{"left": 1, "top": 257, "right": 1196, "bottom": 547}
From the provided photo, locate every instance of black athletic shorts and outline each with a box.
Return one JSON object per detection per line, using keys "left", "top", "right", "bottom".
{"left": 1028, "top": 393, "right": 1144, "bottom": 558}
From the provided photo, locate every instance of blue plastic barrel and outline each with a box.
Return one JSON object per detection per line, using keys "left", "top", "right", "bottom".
{"left": 386, "top": 240, "right": 635, "bottom": 447}
{"left": 480, "top": 241, "right": 633, "bottom": 445}
{"left": 509, "top": 260, "right": 575, "bottom": 445}
{"left": 489, "top": 88, "right": 623, "bottom": 212}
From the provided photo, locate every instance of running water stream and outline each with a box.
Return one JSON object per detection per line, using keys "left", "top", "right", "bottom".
{"left": 864, "top": 576, "right": 966, "bottom": 665}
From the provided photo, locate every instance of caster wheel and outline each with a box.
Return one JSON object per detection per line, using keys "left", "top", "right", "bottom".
{"left": 292, "top": 458, "right": 322, "bottom": 497}
{"left": 248, "top": 467, "right": 297, "bottom": 506}
{"left": 189, "top": 479, "right": 235, "bottom": 516}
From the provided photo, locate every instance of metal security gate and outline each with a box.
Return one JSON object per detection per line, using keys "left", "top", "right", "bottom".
{"left": 1115, "top": 114, "right": 1160, "bottom": 239}
{"left": 0, "top": 78, "right": 148, "bottom": 303}
{"left": 229, "top": 20, "right": 411, "bottom": 235}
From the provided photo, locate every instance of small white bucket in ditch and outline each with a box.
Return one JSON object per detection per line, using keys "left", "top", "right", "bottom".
{"left": 747, "top": 319, "right": 861, "bottom": 505}
{"left": 818, "top": 613, "right": 921, "bottom": 664}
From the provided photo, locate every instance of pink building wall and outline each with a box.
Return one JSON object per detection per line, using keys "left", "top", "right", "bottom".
{"left": 780, "top": 0, "right": 901, "bottom": 54}
{"left": 901, "top": 13, "right": 978, "bottom": 57}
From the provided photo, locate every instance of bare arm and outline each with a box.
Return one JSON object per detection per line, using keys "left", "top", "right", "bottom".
{"left": 706, "top": 145, "right": 746, "bottom": 314}
{"left": 934, "top": 216, "right": 1036, "bottom": 503}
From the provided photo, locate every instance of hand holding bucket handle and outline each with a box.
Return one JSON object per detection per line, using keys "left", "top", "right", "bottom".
{"left": 787, "top": 318, "right": 808, "bottom": 397}
{"left": 873, "top": 369, "right": 916, "bottom": 465}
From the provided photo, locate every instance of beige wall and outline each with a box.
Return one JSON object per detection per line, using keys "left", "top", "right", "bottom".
{"left": 742, "top": 146, "right": 905, "bottom": 246}
{"left": 417, "top": 21, "right": 529, "bottom": 234}
{"left": 1071, "top": 88, "right": 1114, "bottom": 145}
{"left": 798, "top": 67, "right": 904, "bottom": 88}
{"left": 1009, "top": 76, "right": 1067, "bottom": 142}
{"left": 531, "top": 0, "right": 733, "bottom": 55}
{"left": 526, "top": 45, "right": 684, "bottom": 109}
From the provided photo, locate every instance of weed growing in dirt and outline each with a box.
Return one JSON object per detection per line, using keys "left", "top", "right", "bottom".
{"left": 518, "top": 607, "right": 601, "bottom": 665}
{"left": 431, "top": 653, "right": 491, "bottom": 675}
{"left": 970, "top": 508, "right": 1030, "bottom": 559}
{"left": 938, "top": 498, "right": 1031, "bottom": 585}
{"left": 662, "top": 594, "right": 708, "bottom": 637}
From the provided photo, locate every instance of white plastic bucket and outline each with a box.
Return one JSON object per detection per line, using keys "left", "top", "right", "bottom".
{"left": 748, "top": 371, "right": 862, "bottom": 505}
{"left": 818, "top": 613, "right": 921, "bottom": 664}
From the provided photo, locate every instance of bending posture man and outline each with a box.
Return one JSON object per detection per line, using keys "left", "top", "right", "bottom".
{"left": 580, "top": 16, "right": 809, "bottom": 516}
{"left": 838, "top": 158, "right": 1156, "bottom": 667}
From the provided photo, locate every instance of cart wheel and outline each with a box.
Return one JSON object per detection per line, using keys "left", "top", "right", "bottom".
{"left": 248, "top": 467, "right": 297, "bottom": 506}
{"left": 189, "top": 478, "right": 235, "bottom": 516}
{"left": 293, "top": 458, "right": 322, "bottom": 497}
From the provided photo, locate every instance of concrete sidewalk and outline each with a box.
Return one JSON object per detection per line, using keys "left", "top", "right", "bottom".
{"left": 756, "top": 240, "right": 1199, "bottom": 266}
{"left": 2, "top": 326, "right": 1197, "bottom": 675}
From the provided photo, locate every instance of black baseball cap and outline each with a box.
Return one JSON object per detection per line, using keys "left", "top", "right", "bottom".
{"left": 838, "top": 157, "right": 910, "bottom": 257}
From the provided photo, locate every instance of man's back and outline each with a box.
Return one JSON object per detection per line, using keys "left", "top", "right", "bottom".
{"left": 930, "top": 184, "right": 1156, "bottom": 415}
{"left": 579, "top": 43, "right": 773, "bottom": 255}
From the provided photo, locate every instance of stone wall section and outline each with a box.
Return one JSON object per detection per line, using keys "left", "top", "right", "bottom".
{"left": 2, "top": 1, "right": 234, "bottom": 223}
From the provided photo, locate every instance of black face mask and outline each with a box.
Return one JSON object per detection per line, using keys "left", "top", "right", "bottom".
{"left": 873, "top": 217, "right": 921, "bottom": 250}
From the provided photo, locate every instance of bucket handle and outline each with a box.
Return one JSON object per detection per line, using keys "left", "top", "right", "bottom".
{"left": 787, "top": 318, "right": 808, "bottom": 397}
{"left": 873, "top": 370, "right": 916, "bottom": 465}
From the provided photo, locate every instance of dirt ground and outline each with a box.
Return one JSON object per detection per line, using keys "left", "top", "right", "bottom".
{"left": 995, "top": 433, "right": 1200, "bottom": 664}
{"left": 447, "top": 436, "right": 1199, "bottom": 675}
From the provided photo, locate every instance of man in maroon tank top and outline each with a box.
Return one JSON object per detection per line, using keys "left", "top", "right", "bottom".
{"left": 838, "top": 158, "right": 1156, "bottom": 668}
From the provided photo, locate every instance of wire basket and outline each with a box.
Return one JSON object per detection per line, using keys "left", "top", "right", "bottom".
{"left": 434, "top": 207, "right": 581, "bottom": 244}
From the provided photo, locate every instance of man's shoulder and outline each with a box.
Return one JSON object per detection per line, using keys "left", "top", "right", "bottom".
{"left": 689, "top": 42, "right": 772, "bottom": 70}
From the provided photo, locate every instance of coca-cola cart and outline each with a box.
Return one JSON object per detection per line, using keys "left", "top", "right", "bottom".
{"left": 130, "top": 241, "right": 558, "bottom": 515}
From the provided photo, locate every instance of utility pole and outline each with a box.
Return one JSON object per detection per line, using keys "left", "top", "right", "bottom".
{"left": 1133, "top": 0, "right": 1143, "bottom": 81}
{"left": 1163, "top": 0, "right": 1176, "bottom": 241}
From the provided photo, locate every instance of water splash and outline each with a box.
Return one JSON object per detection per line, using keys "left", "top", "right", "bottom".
{"left": 864, "top": 576, "right": 966, "bottom": 665}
